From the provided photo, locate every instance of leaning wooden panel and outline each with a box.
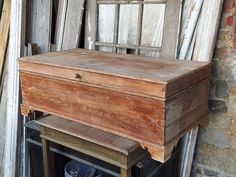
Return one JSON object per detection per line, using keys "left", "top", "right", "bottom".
{"left": 19, "top": 48, "right": 211, "bottom": 162}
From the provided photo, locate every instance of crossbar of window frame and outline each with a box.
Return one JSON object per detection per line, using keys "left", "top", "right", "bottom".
{"left": 95, "top": 41, "right": 162, "bottom": 52}
{"left": 96, "top": 0, "right": 166, "bottom": 4}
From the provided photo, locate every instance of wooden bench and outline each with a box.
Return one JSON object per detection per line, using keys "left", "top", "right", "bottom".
{"left": 37, "top": 115, "right": 148, "bottom": 177}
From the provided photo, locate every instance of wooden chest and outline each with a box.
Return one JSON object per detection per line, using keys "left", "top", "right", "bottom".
{"left": 19, "top": 49, "right": 211, "bottom": 162}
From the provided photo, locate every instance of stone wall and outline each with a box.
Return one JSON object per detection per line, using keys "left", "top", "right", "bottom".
{"left": 192, "top": 0, "right": 236, "bottom": 177}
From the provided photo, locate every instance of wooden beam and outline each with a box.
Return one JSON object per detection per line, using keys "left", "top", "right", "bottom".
{"left": 0, "top": 46, "right": 8, "bottom": 177}
{"left": 2, "top": 0, "right": 26, "bottom": 177}
{"left": 180, "top": 127, "right": 199, "bottom": 177}
{"left": 0, "top": 0, "right": 10, "bottom": 84}
{"left": 193, "top": 0, "right": 224, "bottom": 62}
{"left": 55, "top": 0, "right": 85, "bottom": 51}
{"left": 61, "top": 0, "right": 84, "bottom": 50}
{"left": 26, "top": 0, "right": 52, "bottom": 53}
{"left": 36, "top": 0, "right": 52, "bottom": 53}
{"left": 162, "top": 0, "right": 182, "bottom": 58}
{"left": 178, "top": 0, "right": 203, "bottom": 60}
{"left": 54, "top": 0, "right": 67, "bottom": 51}
{"left": 84, "top": 0, "right": 97, "bottom": 50}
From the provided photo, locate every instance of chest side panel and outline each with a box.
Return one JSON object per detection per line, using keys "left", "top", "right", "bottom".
{"left": 165, "top": 79, "right": 210, "bottom": 144}
{"left": 20, "top": 72, "right": 165, "bottom": 145}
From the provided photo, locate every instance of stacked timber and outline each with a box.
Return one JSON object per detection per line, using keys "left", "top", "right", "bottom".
{"left": 19, "top": 48, "right": 211, "bottom": 163}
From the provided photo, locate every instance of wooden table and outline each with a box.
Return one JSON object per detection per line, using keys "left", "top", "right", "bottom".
{"left": 37, "top": 115, "right": 148, "bottom": 177}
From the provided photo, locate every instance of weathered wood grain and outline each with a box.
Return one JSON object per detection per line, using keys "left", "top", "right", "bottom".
{"left": 178, "top": 1, "right": 223, "bottom": 176}
{"left": 4, "top": 0, "right": 26, "bottom": 176}
{"left": 84, "top": 0, "right": 97, "bottom": 50}
{"left": 38, "top": 115, "right": 139, "bottom": 155}
{"left": 0, "top": 46, "right": 8, "bottom": 177}
{"left": 165, "top": 102, "right": 208, "bottom": 144}
{"left": 54, "top": 0, "right": 67, "bottom": 50}
{"left": 19, "top": 49, "right": 211, "bottom": 162}
{"left": 26, "top": 0, "right": 52, "bottom": 53}
{"left": 36, "top": 0, "right": 52, "bottom": 53}
{"left": 21, "top": 72, "right": 165, "bottom": 145}
{"left": 55, "top": 0, "right": 84, "bottom": 50}
{"left": 62, "top": 0, "right": 84, "bottom": 49}
{"left": 162, "top": 0, "right": 182, "bottom": 58}
{"left": 19, "top": 60, "right": 167, "bottom": 99}
{"left": 0, "top": 0, "right": 10, "bottom": 83}
{"left": 39, "top": 115, "right": 147, "bottom": 177}
{"left": 19, "top": 48, "right": 211, "bottom": 99}
{"left": 178, "top": 0, "right": 203, "bottom": 60}
{"left": 166, "top": 79, "right": 210, "bottom": 126}
{"left": 193, "top": 0, "right": 224, "bottom": 62}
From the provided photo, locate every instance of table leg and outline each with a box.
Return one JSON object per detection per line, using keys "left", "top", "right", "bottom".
{"left": 42, "top": 138, "right": 53, "bottom": 177}
{"left": 120, "top": 168, "right": 131, "bottom": 177}
{"left": 22, "top": 115, "right": 30, "bottom": 177}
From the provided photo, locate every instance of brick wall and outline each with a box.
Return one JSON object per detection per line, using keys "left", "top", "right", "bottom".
{"left": 191, "top": 0, "right": 236, "bottom": 177}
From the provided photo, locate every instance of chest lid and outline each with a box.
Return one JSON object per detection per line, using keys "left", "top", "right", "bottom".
{"left": 19, "top": 48, "right": 211, "bottom": 100}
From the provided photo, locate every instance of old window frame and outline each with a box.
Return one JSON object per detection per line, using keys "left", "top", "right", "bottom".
{"left": 85, "top": 0, "right": 182, "bottom": 58}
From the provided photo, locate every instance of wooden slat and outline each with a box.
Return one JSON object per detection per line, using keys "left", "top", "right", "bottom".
{"left": 193, "top": 0, "right": 224, "bottom": 62}
{"left": 27, "top": 43, "right": 37, "bottom": 56}
{"left": 162, "top": 0, "right": 182, "bottom": 58}
{"left": 4, "top": 0, "right": 26, "bottom": 176}
{"left": 84, "top": 0, "right": 97, "bottom": 50}
{"left": 180, "top": 127, "right": 198, "bottom": 177}
{"left": 54, "top": 0, "right": 67, "bottom": 50}
{"left": 36, "top": 0, "right": 52, "bottom": 53}
{"left": 178, "top": 0, "right": 203, "bottom": 60}
{"left": 62, "top": 0, "right": 84, "bottom": 49}
{"left": 0, "top": 0, "right": 10, "bottom": 83}
{"left": 25, "top": 120, "right": 40, "bottom": 131}
{"left": 26, "top": 0, "right": 52, "bottom": 53}
{"left": 55, "top": 0, "right": 85, "bottom": 50}
{"left": 0, "top": 46, "right": 8, "bottom": 177}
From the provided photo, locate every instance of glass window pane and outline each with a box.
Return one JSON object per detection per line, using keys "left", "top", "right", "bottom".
{"left": 118, "top": 4, "right": 139, "bottom": 45}
{"left": 97, "top": 4, "right": 115, "bottom": 43}
{"left": 141, "top": 4, "right": 165, "bottom": 47}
